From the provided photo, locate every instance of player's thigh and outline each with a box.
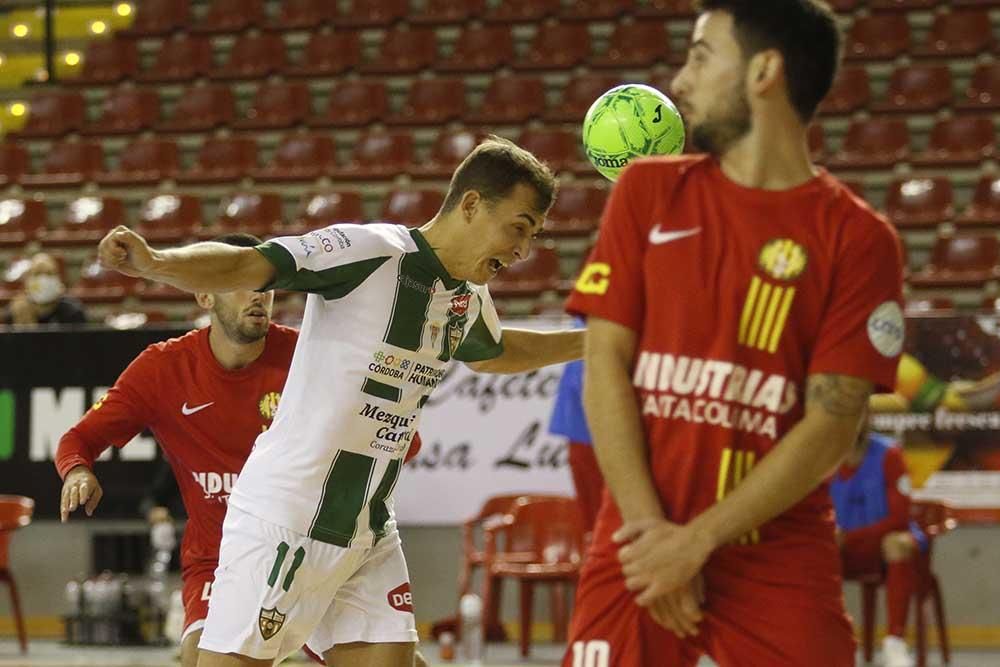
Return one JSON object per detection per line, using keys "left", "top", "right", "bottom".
{"left": 181, "top": 629, "right": 201, "bottom": 667}
{"left": 196, "top": 649, "right": 272, "bottom": 667}
{"left": 324, "top": 641, "right": 414, "bottom": 667}
{"left": 305, "top": 534, "right": 418, "bottom": 655}
{"left": 562, "top": 555, "right": 701, "bottom": 667}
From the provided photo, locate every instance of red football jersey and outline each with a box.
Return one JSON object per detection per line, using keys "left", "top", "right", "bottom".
{"left": 567, "top": 156, "right": 904, "bottom": 559}
{"left": 56, "top": 324, "right": 298, "bottom": 571}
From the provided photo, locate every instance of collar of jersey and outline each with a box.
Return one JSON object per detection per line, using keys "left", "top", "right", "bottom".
{"left": 409, "top": 229, "right": 463, "bottom": 291}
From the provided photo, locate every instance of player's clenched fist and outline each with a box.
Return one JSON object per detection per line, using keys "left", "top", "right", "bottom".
{"left": 98, "top": 226, "right": 156, "bottom": 278}
{"left": 60, "top": 465, "right": 104, "bottom": 522}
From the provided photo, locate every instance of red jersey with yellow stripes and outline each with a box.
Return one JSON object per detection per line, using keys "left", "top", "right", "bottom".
{"left": 567, "top": 155, "right": 904, "bottom": 550}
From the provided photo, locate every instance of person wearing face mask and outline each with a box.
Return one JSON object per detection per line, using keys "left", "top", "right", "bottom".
{"left": 4, "top": 252, "right": 87, "bottom": 326}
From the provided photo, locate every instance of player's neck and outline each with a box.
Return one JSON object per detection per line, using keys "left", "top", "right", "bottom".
{"left": 718, "top": 113, "right": 817, "bottom": 191}
{"left": 419, "top": 216, "right": 466, "bottom": 281}
{"left": 208, "top": 325, "right": 266, "bottom": 371}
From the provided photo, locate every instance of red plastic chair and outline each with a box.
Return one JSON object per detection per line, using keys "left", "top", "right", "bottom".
{"left": 120, "top": 0, "right": 191, "bottom": 36}
{"left": 95, "top": 138, "right": 179, "bottom": 186}
{"left": 906, "top": 297, "right": 956, "bottom": 317}
{"left": 381, "top": 190, "right": 445, "bottom": 228}
{"left": 870, "top": 0, "right": 940, "bottom": 8}
{"left": 545, "top": 184, "right": 609, "bottom": 237}
{"left": 83, "top": 87, "right": 160, "bottom": 135}
{"left": 309, "top": 81, "right": 388, "bottom": 128}
{"left": 909, "top": 233, "right": 1000, "bottom": 288}
{"left": 589, "top": 19, "right": 672, "bottom": 69}
{"left": 289, "top": 191, "right": 364, "bottom": 234}
{"left": 854, "top": 500, "right": 956, "bottom": 667}
{"left": 233, "top": 81, "right": 311, "bottom": 130}
{"left": 884, "top": 178, "right": 954, "bottom": 229}
{"left": 333, "top": 0, "right": 408, "bottom": 28}
{"left": 517, "top": 128, "right": 586, "bottom": 175}
{"left": 0, "top": 199, "right": 46, "bottom": 248}
{"left": 633, "top": 0, "right": 696, "bottom": 16}
{"left": 20, "top": 141, "right": 103, "bottom": 189}
{"left": 329, "top": 131, "right": 414, "bottom": 181}
{"left": 483, "top": 0, "right": 561, "bottom": 23}
{"left": 135, "top": 194, "right": 203, "bottom": 244}
{"left": 137, "top": 34, "right": 213, "bottom": 83}
{"left": 957, "top": 63, "right": 1000, "bottom": 112}
{"left": 264, "top": 0, "right": 332, "bottom": 31}
{"left": 156, "top": 84, "right": 235, "bottom": 133}
{"left": 513, "top": 23, "right": 591, "bottom": 71}
{"left": 958, "top": 175, "right": 1000, "bottom": 226}
{"left": 178, "top": 137, "right": 258, "bottom": 185}
{"left": 190, "top": 0, "right": 265, "bottom": 35}
{"left": 844, "top": 14, "right": 911, "bottom": 60}
{"left": 467, "top": 76, "right": 546, "bottom": 124}
{"left": 71, "top": 38, "right": 139, "bottom": 85}
{"left": 913, "top": 116, "right": 996, "bottom": 167}
{"left": 69, "top": 258, "right": 145, "bottom": 303}
{"left": 284, "top": 29, "right": 361, "bottom": 78}
{"left": 38, "top": 196, "right": 125, "bottom": 248}
{"left": 211, "top": 33, "right": 286, "bottom": 80}
{"left": 489, "top": 246, "right": 563, "bottom": 298}
{"left": 410, "top": 129, "right": 486, "bottom": 180}
{"left": 252, "top": 133, "right": 335, "bottom": 183}
{"left": 872, "top": 65, "right": 952, "bottom": 113}
{"left": 13, "top": 92, "right": 85, "bottom": 138}
{"left": 484, "top": 496, "right": 585, "bottom": 658}
{"left": 560, "top": 0, "right": 633, "bottom": 20}
{"left": 826, "top": 118, "right": 910, "bottom": 170}
{"left": 412, "top": 0, "right": 487, "bottom": 25}
{"left": 818, "top": 66, "right": 871, "bottom": 115}
{"left": 438, "top": 25, "right": 513, "bottom": 73}
{"left": 201, "top": 192, "right": 283, "bottom": 240}
{"left": 361, "top": 27, "right": 438, "bottom": 74}
{"left": 544, "top": 73, "right": 621, "bottom": 123}
{"left": 0, "top": 144, "right": 29, "bottom": 187}
{"left": 386, "top": 79, "right": 467, "bottom": 126}
{"left": 0, "top": 496, "right": 34, "bottom": 654}
{"left": 913, "top": 10, "right": 995, "bottom": 58}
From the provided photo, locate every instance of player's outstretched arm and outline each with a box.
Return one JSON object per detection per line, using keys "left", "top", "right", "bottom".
{"left": 98, "top": 226, "right": 276, "bottom": 293}
{"left": 465, "top": 327, "right": 583, "bottom": 374}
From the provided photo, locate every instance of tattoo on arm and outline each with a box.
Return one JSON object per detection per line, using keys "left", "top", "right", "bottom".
{"left": 806, "top": 374, "right": 873, "bottom": 417}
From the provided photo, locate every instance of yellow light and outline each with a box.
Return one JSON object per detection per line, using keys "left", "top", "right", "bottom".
{"left": 115, "top": 3, "right": 133, "bottom": 17}
{"left": 9, "top": 103, "right": 26, "bottom": 117}
{"left": 90, "top": 20, "right": 107, "bottom": 35}
{"left": 64, "top": 52, "right": 81, "bottom": 66}
{"left": 0, "top": 55, "right": 5, "bottom": 66}
{"left": 12, "top": 24, "right": 29, "bottom": 38}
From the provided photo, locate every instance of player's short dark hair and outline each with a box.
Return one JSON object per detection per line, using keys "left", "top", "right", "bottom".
{"left": 211, "top": 232, "right": 263, "bottom": 248}
{"left": 441, "top": 135, "right": 556, "bottom": 215}
{"left": 695, "top": 0, "right": 841, "bottom": 122}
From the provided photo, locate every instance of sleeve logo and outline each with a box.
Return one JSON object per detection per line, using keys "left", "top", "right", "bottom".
{"left": 575, "top": 262, "right": 611, "bottom": 295}
{"left": 867, "top": 301, "right": 904, "bottom": 357}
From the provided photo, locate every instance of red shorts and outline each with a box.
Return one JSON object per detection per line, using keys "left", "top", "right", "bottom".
{"left": 181, "top": 562, "right": 216, "bottom": 641}
{"left": 840, "top": 540, "right": 885, "bottom": 580}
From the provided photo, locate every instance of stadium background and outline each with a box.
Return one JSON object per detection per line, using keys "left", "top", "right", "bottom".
{"left": 1, "top": 0, "right": 1000, "bottom": 663}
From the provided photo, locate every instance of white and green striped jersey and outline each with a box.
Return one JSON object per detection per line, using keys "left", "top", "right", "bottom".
{"left": 227, "top": 223, "right": 503, "bottom": 548}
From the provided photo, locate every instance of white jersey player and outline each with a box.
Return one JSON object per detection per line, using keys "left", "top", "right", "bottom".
{"left": 97, "top": 136, "right": 583, "bottom": 667}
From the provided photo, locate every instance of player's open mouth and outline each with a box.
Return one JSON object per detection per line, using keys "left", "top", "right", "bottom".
{"left": 488, "top": 258, "right": 505, "bottom": 273}
{"left": 246, "top": 309, "right": 268, "bottom": 321}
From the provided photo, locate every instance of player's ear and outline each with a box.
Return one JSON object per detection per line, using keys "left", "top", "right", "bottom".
{"left": 748, "top": 49, "right": 783, "bottom": 94}
{"left": 460, "top": 190, "right": 481, "bottom": 222}
{"left": 195, "top": 293, "right": 215, "bottom": 310}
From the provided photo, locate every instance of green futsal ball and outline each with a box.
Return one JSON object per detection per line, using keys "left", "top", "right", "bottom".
{"left": 582, "top": 83, "right": 686, "bottom": 181}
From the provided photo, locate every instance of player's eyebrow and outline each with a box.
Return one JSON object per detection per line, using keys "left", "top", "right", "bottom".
{"left": 519, "top": 213, "right": 542, "bottom": 230}
{"left": 690, "top": 39, "right": 714, "bottom": 54}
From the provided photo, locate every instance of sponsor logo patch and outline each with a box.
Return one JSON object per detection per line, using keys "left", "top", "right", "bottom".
{"left": 757, "top": 238, "right": 808, "bottom": 282}
{"left": 867, "top": 301, "right": 904, "bottom": 358}
{"left": 387, "top": 582, "right": 413, "bottom": 613}
{"left": 258, "top": 607, "right": 286, "bottom": 640}
{"left": 575, "top": 262, "right": 611, "bottom": 295}
{"left": 449, "top": 294, "right": 471, "bottom": 317}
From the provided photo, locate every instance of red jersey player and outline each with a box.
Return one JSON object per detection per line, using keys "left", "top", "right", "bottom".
{"left": 563, "top": 2, "right": 905, "bottom": 666}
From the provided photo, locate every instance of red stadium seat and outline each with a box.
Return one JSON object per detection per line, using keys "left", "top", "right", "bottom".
{"left": 190, "top": 0, "right": 265, "bottom": 34}
{"left": 0, "top": 145, "right": 28, "bottom": 188}
{"left": 69, "top": 258, "right": 144, "bottom": 303}
{"left": 826, "top": 0, "right": 862, "bottom": 11}
{"left": 284, "top": 30, "right": 361, "bottom": 78}
{"left": 265, "top": 0, "right": 332, "bottom": 31}
{"left": 83, "top": 87, "right": 160, "bottom": 136}
{"left": 157, "top": 85, "right": 235, "bottom": 132}
{"left": 818, "top": 66, "right": 871, "bottom": 115}
{"left": 872, "top": 65, "right": 952, "bottom": 113}
{"left": 484, "top": 0, "right": 561, "bottom": 23}
{"left": 137, "top": 34, "right": 213, "bottom": 83}
{"left": 844, "top": 14, "right": 911, "bottom": 60}
{"left": 913, "top": 10, "right": 995, "bottom": 58}
{"left": 95, "top": 138, "right": 179, "bottom": 186}
{"left": 516, "top": 129, "right": 586, "bottom": 174}
{"left": 513, "top": 24, "right": 590, "bottom": 71}
{"left": 958, "top": 175, "right": 1000, "bottom": 227}
{"left": 870, "top": 0, "right": 940, "bottom": 8}
{"left": 309, "top": 81, "right": 387, "bottom": 128}
{"left": 233, "top": 81, "right": 311, "bottom": 130}
{"left": 12, "top": 92, "right": 85, "bottom": 138}
{"left": 437, "top": 26, "right": 513, "bottom": 73}
{"left": 545, "top": 184, "right": 608, "bottom": 238}
{"left": 211, "top": 33, "right": 286, "bottom": 80}
{"left": 0, "top": 199, "right": 46, "bottom": 247}
{"left": 412, "top": 0, "right": 487, "bottom": 25}
{"left": 177, "top": 137, "right": 258, "bottom": 184}
{"left": 251, "top": 133, "right": 335, "bottom": 182}
{"left": 589, "top": 20, "right": 672, "bottom": 69}
{"left": 290, "top": 191, "right": 365, "bottom": 233}
{"left": 329, "top": 131, "right": 414, "bottom": 181}
{"left": 203, "top": 192, "right": 283, "bottom": 239}
{"left": 20, "top": 141, "right": 103, "bottom": 189}
{"left": 381, "top": 190, "right": 445, "bottom": 228}
{"left": 38, "top": 196, "right": 124, "bottom": 247}
{"left": 333, "top": 0, "right": 408, "bottom": 28}
{"left": 544, "top": 73, "right": 621, "bottom": 123}
{"left": 0, "top": 496, "right": 34, "bottom": 654}
{"left": 361, "top": 27, "right": 438, "bottom": 74}
{"left": 826, "top": 118, "right": 910, "bottom": 170}
{"left": 120, "top": 0, "right": 191, "bottom": 37}
{"left": 909, "top": 233, "right": 1000, "bottom": 288}
{"left": 386, "top": 79, "right": 467, "bottom": 126}
{"left": 560, "top": 0, "right": 632, "bottom": 20}
{"left": 906, "top": 297, "right": 956, "bottom": 316}
{"left": 884, "top": 177, "right": 954, "bottom": 229}
{"left": 71, "top": 38, "right": 139, "bottom": 85}
{"left": 410, "top": 129, "right": 486, "bottom": 180}
{"left": 912, "top": 116, "right": 996, "bottom": 167}
{"left": 956, "top": 63, "right": 1000, "bottom": 112}
{"left": 135, "top": 194, "right": 203, "bottom": 244}
{"left": 467, "top": 76, "right": 546, "bottom": 124}
{"left": 645, "top": 71, "right": 677, "bottom": 98}
{"left": 489, "top": 246, "right": 563, "bottom": 298}
{"left": 633, "top": 0, "right": 696, "bottom": 17}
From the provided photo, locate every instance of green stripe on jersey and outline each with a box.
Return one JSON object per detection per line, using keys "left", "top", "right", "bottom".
{"left": 369, "top": 458, "right": 402, "bottom": 539}
{"left": 362, "top": 378, "right": 402, "bottom": 403}
{"left": 256, "top": 243, "right": 390, "bottom": 300}
{"left": 309, "top": 450, "right": 376, "bottom": 547}
{"left": 383, "top": 253, "right": 435, "bottom": 351}
{"left": 453, "top": 298, "right": 504, "bottom": 362}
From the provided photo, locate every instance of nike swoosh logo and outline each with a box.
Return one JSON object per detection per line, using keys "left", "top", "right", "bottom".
{"left": 649, "top": 226, "right": 701, "bottom": 245}
{"left": 181, "top": 402, "right": 215, "bottom": 416}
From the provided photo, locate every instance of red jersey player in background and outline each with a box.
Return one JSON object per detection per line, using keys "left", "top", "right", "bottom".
{"left": 56, "top": 233, "right": 426, "bottom": 667}
{"left": 564, "top": 2, "right": 905, "bottom": 666}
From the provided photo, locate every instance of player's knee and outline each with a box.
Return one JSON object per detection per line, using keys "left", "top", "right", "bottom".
{"left": 881, "top": 532, "right": 915, "bottom": 562}
{"left": 196, "top": 648, "right": 272, "bottom": 667}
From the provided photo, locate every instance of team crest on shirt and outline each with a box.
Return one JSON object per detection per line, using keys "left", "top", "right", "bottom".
{"left": 449, "top": 293, "right": 471, "bottom": 317}
{"left": 258, "top": 392, "right": 282, "bottom": 420}
{"left": 258, "top": 607, "right": 285, "bottom": 640}
{"left": 757, "top": 238, "right": 808, "bottom": 282}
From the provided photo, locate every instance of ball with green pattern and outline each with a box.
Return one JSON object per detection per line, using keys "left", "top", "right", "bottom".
{"left": 582, "top": 84, "right": 686, "bottom": 181}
